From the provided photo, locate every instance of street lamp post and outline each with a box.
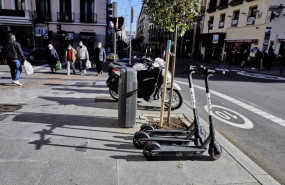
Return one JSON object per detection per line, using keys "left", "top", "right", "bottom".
{"left": 207, "top": 20, "right": 211, "bottom": 63}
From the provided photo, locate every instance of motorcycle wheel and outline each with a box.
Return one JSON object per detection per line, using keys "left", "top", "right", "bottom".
{"left": 109, "top": 89, "right": 118, "bottom": 101}
{"left": 165, "top": 89, "right": 183, "bottom": 110}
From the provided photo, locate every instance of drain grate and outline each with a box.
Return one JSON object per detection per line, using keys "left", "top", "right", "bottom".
{"left": 0, "top": 105, "right": 22, "bottom": 112}
{"left": 74, "top": 82, "right": 96, "bottom": 87}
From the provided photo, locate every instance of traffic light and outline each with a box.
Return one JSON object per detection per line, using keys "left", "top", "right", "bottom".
{"left": 117, "top": 17, "right": 124, "bottom": 31}
{"left": 56, "top": 24, "right": 62, "bottom": 32}
{"left": 107, "top": 3, "right": 113, "bottom": 22}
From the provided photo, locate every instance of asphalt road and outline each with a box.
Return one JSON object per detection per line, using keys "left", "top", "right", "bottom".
{"left": 174, "top": 62, "right": 285, "bottom": 184}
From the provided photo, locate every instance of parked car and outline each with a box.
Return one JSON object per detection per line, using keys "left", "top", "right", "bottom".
{"left": 23, "top": 46, "right": 47, "bottom": 61}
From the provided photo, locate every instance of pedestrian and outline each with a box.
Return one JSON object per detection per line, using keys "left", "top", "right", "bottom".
{"left": 3, "top": 33, "right": 26, "bottom": 86}
{"left": 76, "top": 41, "right": 89, "bottom": 75}
{"left": 94, "top": 42, "right": 106, "bottom": 76}
{"left": 64, "top": 44, "right": 77, "bottom": 75}
{"left": 255, "top": 50, "right": 263, "bottom": 71}
{"left": 47, "top": 44, "right": 59, "bottom": 73}
{"left": 240, "top": 50, "right": 249, "bottom": 69}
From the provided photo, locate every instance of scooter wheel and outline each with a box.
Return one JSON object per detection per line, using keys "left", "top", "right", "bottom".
{"left": 109, "top": 89, "right": 118, "bottom": 101}
{"left": 165, "top": 89, "right": 183, "bottom": 110}
{"left": 143, "top": 141, "right": 161, "bottom": 160}
{"left": 133, "top": 131, "right": 149, "bottom": 149}
{"left": 209, "top": 145, "right": 222, "bottom": 160}
{"left": 140, "top": 124, "right": 154, "bottom": 132}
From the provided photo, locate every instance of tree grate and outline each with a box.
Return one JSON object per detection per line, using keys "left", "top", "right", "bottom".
{"left": 0, "top": 105, "right": 22, "bottom": 112}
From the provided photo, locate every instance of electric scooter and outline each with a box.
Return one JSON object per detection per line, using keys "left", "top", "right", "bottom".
{"left": 133, "top": 65, "right": 206, "bottom": 149}
{"left": 142, "top": 68, "right": 225, "bottom": 160}
{"left": 139, "top": 65, "right": 204, "bottom": 135}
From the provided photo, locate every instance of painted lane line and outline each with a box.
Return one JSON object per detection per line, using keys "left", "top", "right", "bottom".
{"left": 176, "top": 80, "right": 285, "bottom": 128}
{"left": 237, "top": 71, "right": 285, "bottom": 81}
{"left": 33, "top": 64, "right": 49, "bottom": 71}
{"left": 204, "top": 105, "right": 254, "bottom": 129}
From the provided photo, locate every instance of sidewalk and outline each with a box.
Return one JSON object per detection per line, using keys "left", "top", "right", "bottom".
{"left": 0, "top": 65, "right": 281, "bottom": 185}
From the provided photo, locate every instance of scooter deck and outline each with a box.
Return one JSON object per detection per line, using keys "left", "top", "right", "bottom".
{"left": 141, "top": 137, "right": 194, "bottom": 144}
{"left": 147, "top": 130, "right": 191, "bottom": 136}
{"left": 154, "top": 145, "right": 207, "bottom": 153}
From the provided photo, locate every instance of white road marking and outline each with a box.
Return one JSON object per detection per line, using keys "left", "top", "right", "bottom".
{"left": 176, "top": 80, "right": 285, "bottom": 128}
{"left": 237, "top": 71, "right": 285, "bottom": 81}
{"left": 33, "top": 64, "right": 49, "bottom": 71}
{"left": 204, "top": 105, "right": 254, "bottom": 129}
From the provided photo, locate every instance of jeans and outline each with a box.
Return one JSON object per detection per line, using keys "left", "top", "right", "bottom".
{"left": 8, "top": 59, "right": 22, "bottom": 81}
{"left": 67, "top": 61, "right": 76, "bottom": 74}
{"left": 50, "top": 65, "right": 56, "bottom": 73}
{"left": 78, "top": 59, "right": 86, "bottom": 72}
{"left": 95, "top": 61, "right": 103, "bottom": 73}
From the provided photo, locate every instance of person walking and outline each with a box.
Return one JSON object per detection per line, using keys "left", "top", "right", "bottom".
{"left": 240, "top": 50, "right": 249, "bottom": 69}
{"left": 64, "top": 44, "right": 77, "bottom": 75}
{"left": 94, "top": 42, "right": 106, "bottom": 76}
{"left": 255, "top": 50, "right": 263, "bottom": 71}
{"left": 76, "top": 41, "right": 89, "bottom": 75}
{"left": 47, "top": 44, "right": 60, "bottom": 73}
{"left": 3, "top": 33, "right": 26, "bottom": 86}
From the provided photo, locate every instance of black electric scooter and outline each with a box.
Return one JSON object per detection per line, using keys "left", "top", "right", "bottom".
{"left": 142, "top": 68, "right": 225, "bottom": 160}
{"left": 133, "top": 65, "right": 206, "bottom": 149}
{"left": 139, "top": 65, "right": 204, "bottom": 136}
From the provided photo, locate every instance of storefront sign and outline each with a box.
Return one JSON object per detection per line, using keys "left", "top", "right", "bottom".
{"left": 42, "top": 29, "right": 48, "bottom": 36}
{"left": 213, "top": 34, "right": 219, "bottom": 44}
{"left": 35, "top": 28, "right": 41, "bottom": 37}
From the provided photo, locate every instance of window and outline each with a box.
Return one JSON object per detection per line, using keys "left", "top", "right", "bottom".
{"left": 249, "top": 6, "right": 258, "bottom": 17}
{"left": 209, "top": 16, "right": 214, "bottom": 30}
{"left": 218, "top": 0, "right": 228, "bottom": 9}
{"left": 36, "top": 0, "right": 51, "bottom": 21}
{"left": 15, "top": 0, "right": 25, "bottom": 10}
{"left": 232, "top": 10, "right": 239, "bottom": 27}
{"left": 207, "top": 0, "right": 217, "bottom": 12}
{"left": 59, "top": 0, "right": 73, "bottom": 22}
{"left": 219, "top": 14, "right": 225, "bottom": 28}
{"left": 0, "top": 0, "right": 2, "bottom": 9}
{"left": 247, "top": 6, "right": 257, "bottom": 25}
{"left": 80, "top": 0, "right": 96, "bottom": 22}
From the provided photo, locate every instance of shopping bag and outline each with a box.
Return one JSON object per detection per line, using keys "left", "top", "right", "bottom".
{"left": 23, "top": 61, "right": 33, "bottom": 75}
{"left": 55, "top": 61, "right": 62, "bottom": 71}
{"left": 86, "top": 60, "right": 91, "bottom": 69}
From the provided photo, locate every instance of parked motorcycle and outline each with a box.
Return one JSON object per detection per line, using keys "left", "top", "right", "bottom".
{"left": 106, "top": 57, "right": 183, "bottom": 110}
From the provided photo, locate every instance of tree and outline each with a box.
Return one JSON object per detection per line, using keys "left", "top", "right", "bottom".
{"left": 143, "top": 0, "right": 201, "bottom": 124}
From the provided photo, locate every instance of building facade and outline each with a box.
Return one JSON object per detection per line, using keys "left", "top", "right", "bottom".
{"left": 201, "top": 0, "right": 285, "bottom": 63}
{"left": 0, "top": 0, "right": 108, "bottom": 56}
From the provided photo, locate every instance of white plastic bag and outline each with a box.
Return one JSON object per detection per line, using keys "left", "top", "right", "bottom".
{"left": 86, "top": 60, "right": 92, "bottom": 69}
{"left": 23, "top": 61, "right": 34, "bottom": 75}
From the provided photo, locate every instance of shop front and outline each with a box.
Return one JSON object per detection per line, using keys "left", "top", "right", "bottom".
{"left": 224, "top": 38, "right": 258, "bottom": 65}
{"left": 201, "top": 32, "right": 226, "bottom": 63}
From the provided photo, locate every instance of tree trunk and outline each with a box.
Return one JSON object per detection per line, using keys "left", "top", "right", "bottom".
{"left": 167, "top": 24, "right": 178, "bottom": 123}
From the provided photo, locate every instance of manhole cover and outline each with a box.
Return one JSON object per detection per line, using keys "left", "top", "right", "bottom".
{"left": 74, "top": 82, "right": 96, "bottom": 86}
{"left": 0, "top": 105, "right": 22, "bottom": 112}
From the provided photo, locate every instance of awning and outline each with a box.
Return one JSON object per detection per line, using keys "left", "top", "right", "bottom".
{"left": 278, "top": 37, "right": 285, "bottom": 42}
{"left": 225, "top": 38, "right": 258, "bottom": 43}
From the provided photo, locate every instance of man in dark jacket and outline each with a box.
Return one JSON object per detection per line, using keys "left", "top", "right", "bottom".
{"left": 3, "top": 33, "right": 26, "bottom": 86}
{"left": 94, "top": 42, "right": 106, "bottom": 76}
{"left": 47, "top": 44, "right": 60, "bottom": 73}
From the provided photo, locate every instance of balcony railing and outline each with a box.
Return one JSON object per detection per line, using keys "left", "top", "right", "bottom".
{"left": 217, "top": 4, "right": 228, "bottom": 10}
{"left": 80, "top": 13, "right": 97, "bottom": 23}
{"left": 34, "top": 11, "right": 51, "bottom": 22}
{"left": 229, "top": 0, "right": 243, "bottom": 6}
{"left": 245, "top": 0, "right": 255, "bottom": 2}
{"left": 219, "top": 21, "right": 224, "bottom": 28}
{"left": 0, "top": 9, "right": 25, "bottom": 17}
{"left": 231, "top": 19, "right": 238, "bottom": 27}
{"left": 246, "top": 16, "right": 256, "bottom": 25}
{"left": 57, "top": 12, "right": 74, "bottom": 22}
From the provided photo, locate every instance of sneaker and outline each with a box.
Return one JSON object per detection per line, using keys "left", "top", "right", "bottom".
{"left": 83, "top": 70, "right": 86, "bottom": 74}
{"left": 12, "top": 80, "right": 22, "bottom": 86}
{"left": 252, "top": 67, "right": 255, "bottom": 70}
{"left": 67, "top": 73, "right": 70, "bottom": 75}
